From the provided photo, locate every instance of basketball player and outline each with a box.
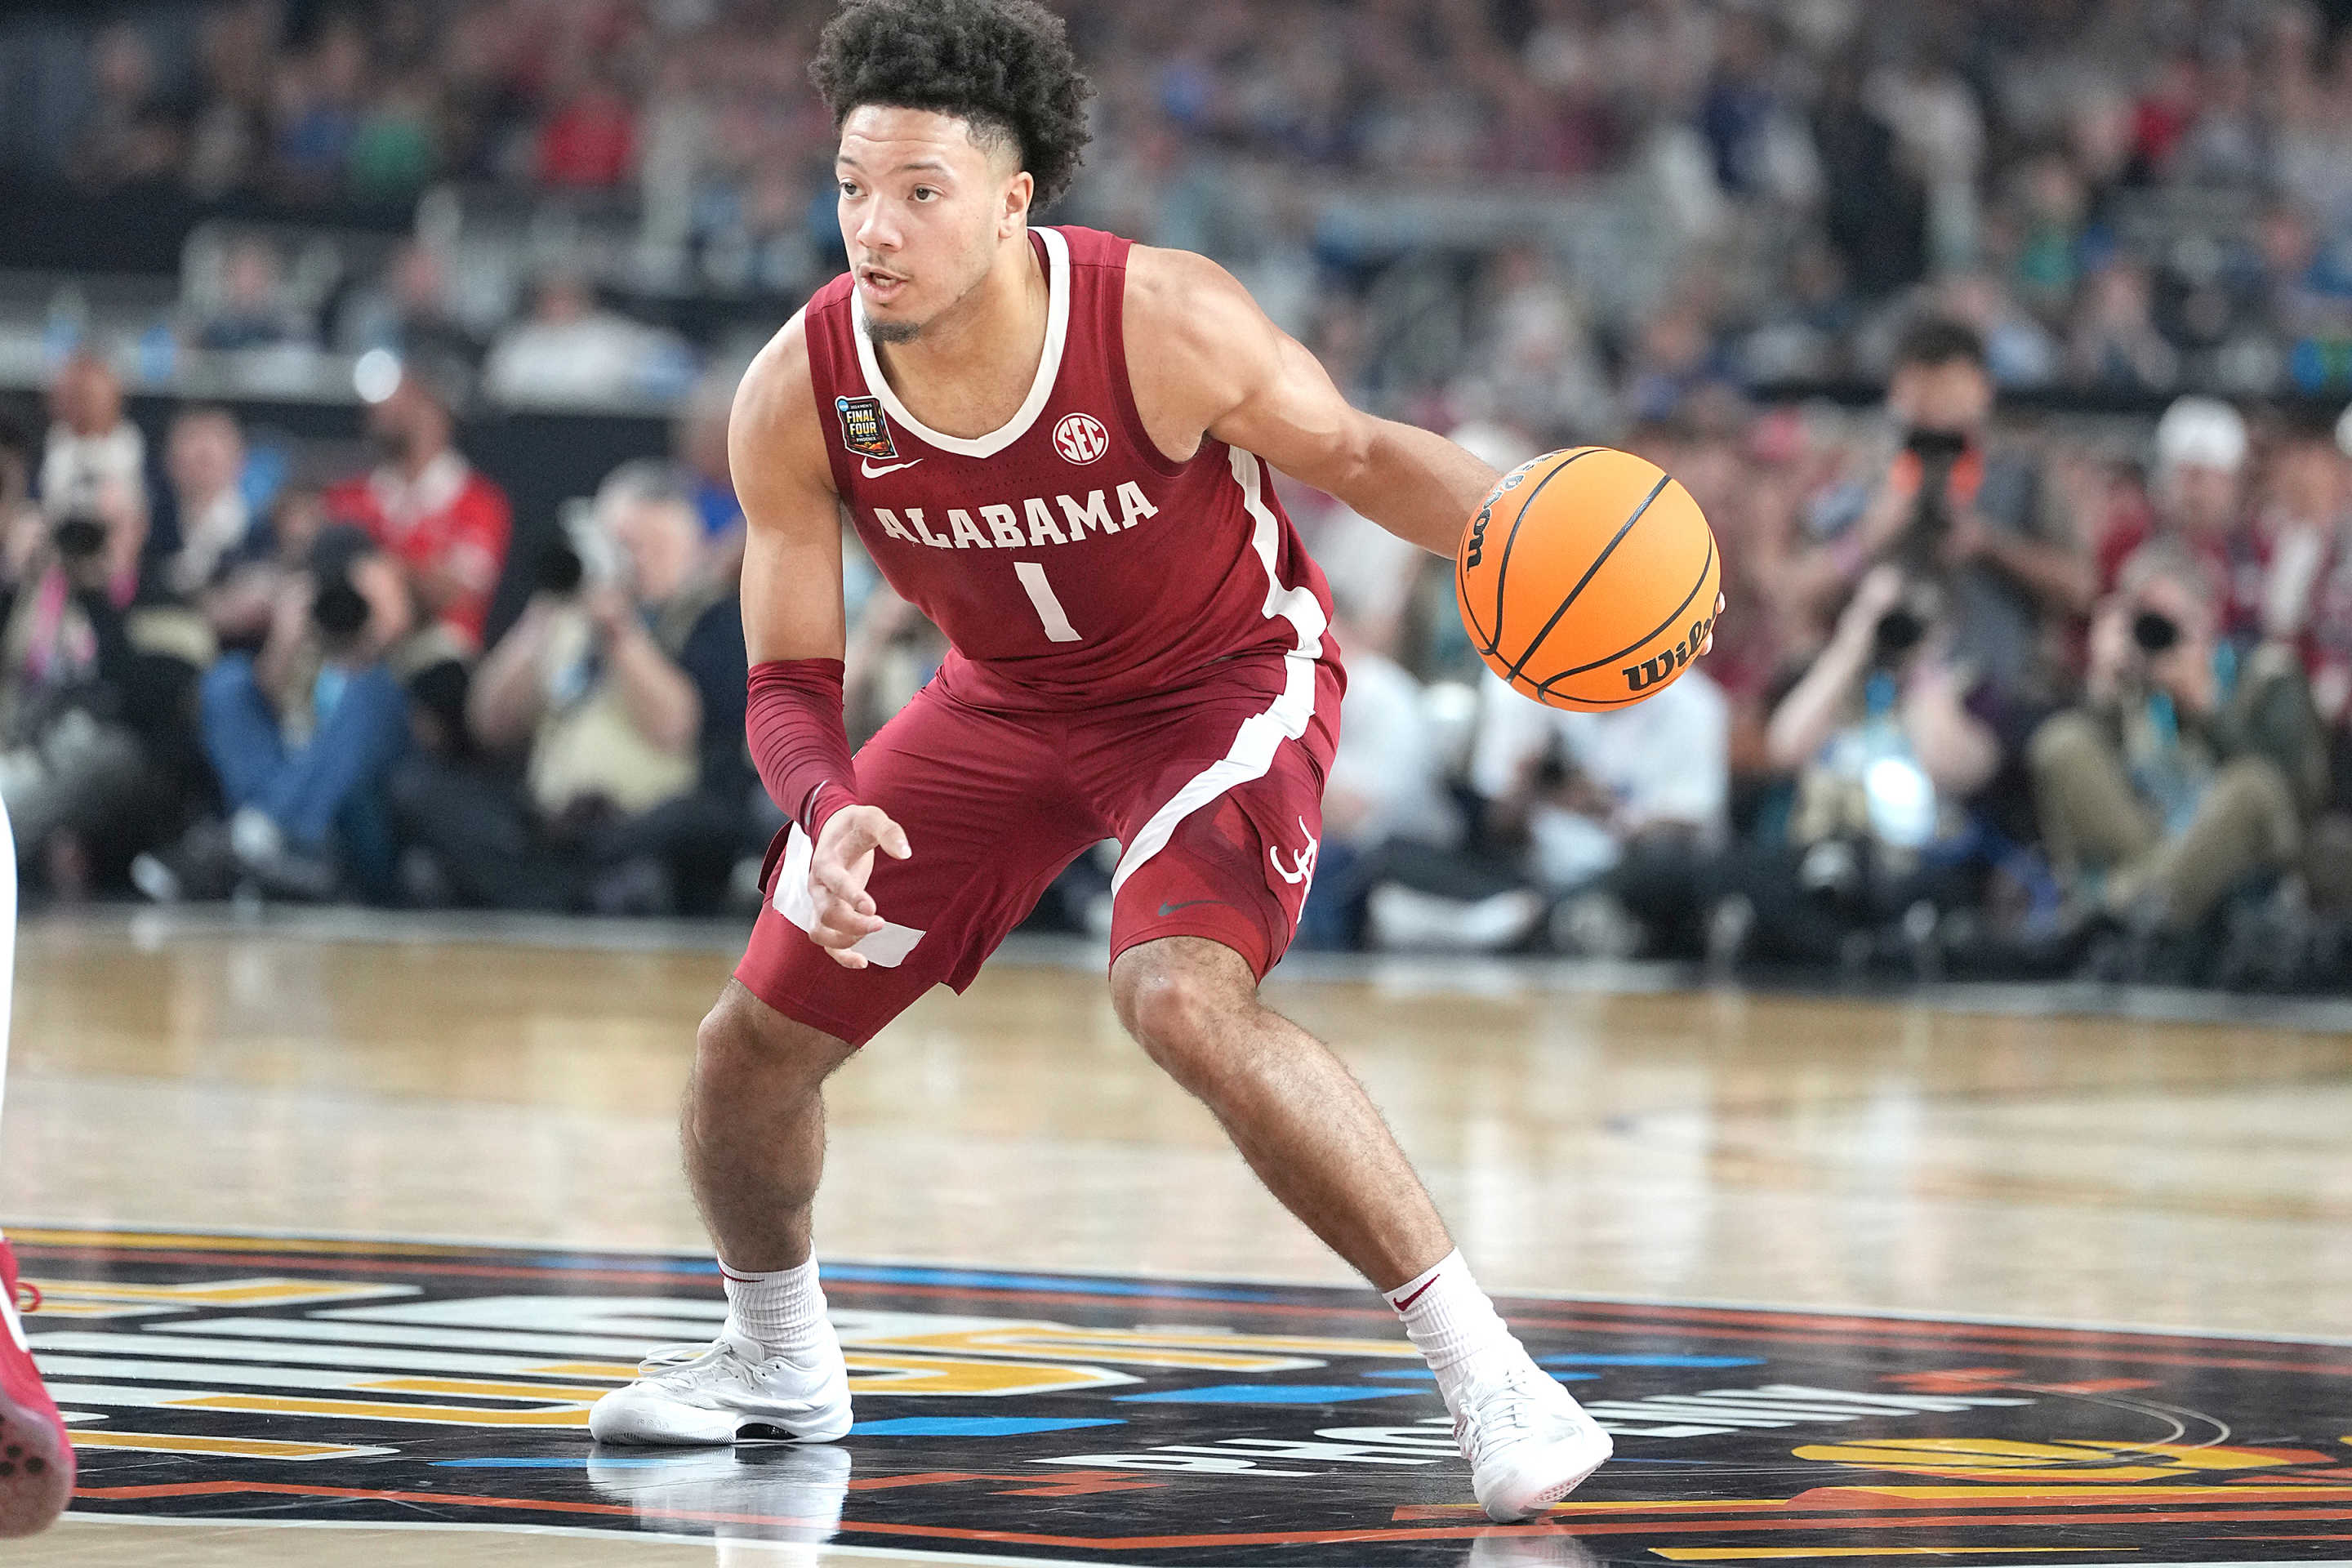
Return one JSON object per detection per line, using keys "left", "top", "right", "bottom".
{"left": 596, "top": 0, "right": 1689, "bottom": 1521}
{"left": 0, "top": 796, "right": 75, "bottom": 1537}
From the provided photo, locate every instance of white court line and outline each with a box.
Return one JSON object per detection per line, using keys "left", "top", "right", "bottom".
{"left": 54, "top": 1511, "right": 1178, "bottom": 1566}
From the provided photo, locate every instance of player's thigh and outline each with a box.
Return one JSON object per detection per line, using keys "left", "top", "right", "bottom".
{"left": 737, "top": 688, "right": 1102, "bottom": 1046}
{"left": 1094, "top": 664, "right": 1339, "bottom": 980}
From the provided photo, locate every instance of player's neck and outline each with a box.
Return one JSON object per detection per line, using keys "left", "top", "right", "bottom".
{"left": 871, "top": 234, "right": 1049, "bottom": 437}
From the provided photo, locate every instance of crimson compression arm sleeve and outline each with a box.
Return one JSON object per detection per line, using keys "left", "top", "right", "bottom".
{"left": 746, "top": 658, "right": 861, "bottom": 840}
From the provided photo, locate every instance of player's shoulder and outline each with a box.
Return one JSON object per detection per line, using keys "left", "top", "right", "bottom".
{"left": 730, "top": 304, "right": 831, "bottom": 485}
{"left": 1120, "top": 243, "right": 1271, "bottom": 364}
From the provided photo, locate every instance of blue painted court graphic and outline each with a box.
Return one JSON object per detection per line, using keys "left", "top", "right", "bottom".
{"left": 849, "top": 1416, "right": 1126, "bottom": 1437}
{"left": 1116, "top": 1383, "right": 1417, "bottom": 1405}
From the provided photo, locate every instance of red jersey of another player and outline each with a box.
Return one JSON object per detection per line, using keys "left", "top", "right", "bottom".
{"left": 802, "top": 225, "right": 1337, "bottom": 710}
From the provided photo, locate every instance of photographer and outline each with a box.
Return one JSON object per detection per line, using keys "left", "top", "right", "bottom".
{"left": 1731, "top": 564, "right": 2007, "bottom": 965}
{"left": 1801, "top": 318, "right": 2092, "bottom": 700}
{"left": 324, "top": 356, "right": 510, "bottom": 651}
{"left": 179, "top": 526, "right": 416, "bottom": 899}
{"left": 0, "top": 406, "right": 153, "bottom": 894}
{"left": 394, "top": 461, "right": 750, "bottom": 914}
{"left": 2028, "top": 541, "right": 2307, "bottom": 960}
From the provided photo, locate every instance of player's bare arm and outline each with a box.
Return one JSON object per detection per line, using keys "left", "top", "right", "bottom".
{"left": 1122, "top": 245, "right": 1498, "bottom": 557}
{"left": 732, "top": 313, "right": 909, "bottom": 968}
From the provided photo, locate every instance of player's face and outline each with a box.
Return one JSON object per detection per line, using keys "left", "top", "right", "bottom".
{"left": 836, "top": 106, "right": 1029, "bottom": 343}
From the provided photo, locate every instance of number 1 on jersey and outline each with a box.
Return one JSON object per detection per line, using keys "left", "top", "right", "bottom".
{"left": 1013, "top": 561, "right": 1083, "bottom": 644}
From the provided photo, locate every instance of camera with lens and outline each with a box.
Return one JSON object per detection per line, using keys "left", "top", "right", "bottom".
{"left": 304, "top": 525, "right": 381, "bottom": 655}
{"left": 49, "top": 510, "right": 108, "bottom": 563}
{"left": 1896, "top": 427, "right": 1969, "bottom": 572}
{"left": 1869, "top": 577, "right": 1945, "bottom": 666}
{"left": 2131, "top": 608, "right": 2180, "bottom": 655}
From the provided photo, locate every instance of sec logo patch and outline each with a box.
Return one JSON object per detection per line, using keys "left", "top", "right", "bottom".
{"left": 1054, "top": 412, "right": 1110, "bottom": 465}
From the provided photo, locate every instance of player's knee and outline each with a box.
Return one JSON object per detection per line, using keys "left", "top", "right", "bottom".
{"left": 1113, "top": 954, "right": 1247, "bottom": 1089}
{"left": 694, "top": 983, "right": 847, "bottom": 1098}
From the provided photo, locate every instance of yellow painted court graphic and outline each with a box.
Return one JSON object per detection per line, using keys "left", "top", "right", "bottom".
{"left": 22, "top": 1276, "right": 418, "bottom": 1318}
{"left": 1793, "top": 1435, "right": 2332, "bottom": 1482}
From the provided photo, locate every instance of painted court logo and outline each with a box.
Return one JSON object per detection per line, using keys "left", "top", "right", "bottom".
{"left": 23, "top": 1227, "right": 2352, "bottom": 1565}
{"left": 1054, "top": 412, "right": 1110, "bottom": 465}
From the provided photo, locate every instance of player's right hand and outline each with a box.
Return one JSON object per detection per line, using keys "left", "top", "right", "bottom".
{"left": 807, "top": 805, "right": 912, "bottom": 969}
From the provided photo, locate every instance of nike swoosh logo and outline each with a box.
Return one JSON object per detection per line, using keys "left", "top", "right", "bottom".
{"left": 862, "top": 458, "right": 924, "bottom": 478}
{"left": 1156, "top": 898, "right": 1232, "bottom": 918}
{"left": 1390, "top": 1277, "right": 1441, "bottom": 1312}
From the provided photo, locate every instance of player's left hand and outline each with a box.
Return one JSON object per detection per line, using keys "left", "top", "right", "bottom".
{"left": 808, "top": 804, "right": 912, "bottom": 969}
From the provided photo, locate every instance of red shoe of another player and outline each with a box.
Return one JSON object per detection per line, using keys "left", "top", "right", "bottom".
{"left": 0, "top": 1237, "right": 72, "bottom": 1536}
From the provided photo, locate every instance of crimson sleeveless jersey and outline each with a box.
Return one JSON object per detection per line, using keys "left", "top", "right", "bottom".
{"left": 801, "top": 225, "right": 1339, "bottom": 710}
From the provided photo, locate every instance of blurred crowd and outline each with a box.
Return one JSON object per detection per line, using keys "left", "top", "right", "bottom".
{"left": 2, "top": 350, "right": 765, "bottom": 918}
{"left": 1289, "top": 315, "right": 2352, "bottom": 987}
{"left": 8, "top": 316, "right": 2352, "bottom": 990}
{"left": 7, "top": 0, "right": 2352, "bottom": 986}
{"left": 12, "top": 0, "right": 2352, "bottom": 415}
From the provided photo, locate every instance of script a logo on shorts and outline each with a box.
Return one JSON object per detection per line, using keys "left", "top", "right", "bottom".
{"left": 1624, "top": 613, "right": 1715, "bottom": 693}
{"left": 1268, "top": 816, "right": 1319, "bottom": 892}
{"left": 1054, "top": 412, "right": 1111, "bottom": 466}
{"left": 835, "top": 395, "right": 898, "bottom": 461}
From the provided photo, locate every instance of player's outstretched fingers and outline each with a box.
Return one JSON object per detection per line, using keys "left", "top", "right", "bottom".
{"left": 1699, "top": 592, "right": 1726, "bottom": 658}
{"left": 807, "top": 806, "right": 911, "bottom": 968}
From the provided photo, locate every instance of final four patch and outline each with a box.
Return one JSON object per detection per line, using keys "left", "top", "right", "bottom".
{"left": 835, "top": 395, "right": 898, "bottom": 461}
{"left": 26, "top": 1227, "right": 2352, "bottom": 1564}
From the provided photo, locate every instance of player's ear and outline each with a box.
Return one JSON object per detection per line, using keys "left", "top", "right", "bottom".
{"left": 1000, "top": 170, "right": 1034, "bottom": 237}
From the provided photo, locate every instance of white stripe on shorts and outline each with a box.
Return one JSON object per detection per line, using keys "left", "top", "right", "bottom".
{"left": 1109, "top": 448, "right": 1329, "bottom": 897}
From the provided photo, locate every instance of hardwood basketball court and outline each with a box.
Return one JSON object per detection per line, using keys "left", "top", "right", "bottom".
{"left": 7, "top": 910, "right": 2351, "bottom": 1565}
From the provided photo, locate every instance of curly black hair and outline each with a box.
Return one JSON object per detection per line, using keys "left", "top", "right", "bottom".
{"left": 811, "top": 0, "right": 1094, "bottom": 212}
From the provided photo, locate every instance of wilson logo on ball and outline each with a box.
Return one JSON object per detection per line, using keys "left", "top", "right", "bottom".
{"left": 1054, "top": 412, "right": 1111, "bottom": 465}
{"left": 1623, "top": 616, "right": 1713, "bottom": 692}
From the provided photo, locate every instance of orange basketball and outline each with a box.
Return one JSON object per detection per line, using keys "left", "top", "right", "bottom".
{"left": 1455, "top": 446, "right": 1720, "bottom": 711}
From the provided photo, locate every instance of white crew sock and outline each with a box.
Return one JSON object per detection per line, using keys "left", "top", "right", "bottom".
{"left": 1385, "top": 1250, "right": 1521, "bottom": 1405}
{"left": 719, "top": 1257, "right": 834, "bottom": 1362}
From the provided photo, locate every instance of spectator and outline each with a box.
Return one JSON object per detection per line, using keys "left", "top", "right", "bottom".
{"left": 2098, "top": 398, "right": 2263, "bottom": 638}
{"left": 2028, "top": 543, "right": 2315, "bottom": 964}
{"left": 200, "top": 483, "right": 327, "bottom": 650}
{"left": 1797, "top": 318, "right": 2092, "bottom": 704}
{"left": 535, "top": 64, "right": 637, "bottom": 189}
{"left": 2069, "top": 258, "right": 2179, "bottom": 392}
{"left": 0, "top": 405, "right": 204, "bottom": 899}
{"left": 1736, "top": 564, "right": 2005, "bottom": 966}
{"left": 269, "top": 18, "right": 365, "bottom": 199}
{"left": 158, "top": 526, "right": 416, "bottom": 902}
{"left": 38, "top": 353, "right": 146, "bottom": 596}
{"left": 325, "top": 358, "right": 510, "bottom": 650}
{"left": 68, "top": 21, "right": 181, "bottom": 191}
{"left": 396, "top": 462, "right": 750, "bottom": 915}
{"left": 483, "top": 276, "right": 693, "bottom": 409}
{"left": 150, "top": 406, "right": 257, "bottom": 600}
{"left": 335, "top": 243, "right": 486, "bottom": 371}
{"left": 191, "top": 238, "right": 309, "bottom": 351}
{"left": 1468, "top": 664, "right": 1731, "bottom": 958}
{"left": 675, "top": 372, "right": 746, "bottom": 546}
{"left": 1295, "top": 616, "right": 1468, "bottom": 950}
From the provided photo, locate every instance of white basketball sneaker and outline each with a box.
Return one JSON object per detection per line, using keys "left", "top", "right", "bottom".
{"left": 590, "top": 1330, "right": 852, "bottom": 1446}
{"left": 1453, "top": 1356, "right": 1613, "bottom": 1522}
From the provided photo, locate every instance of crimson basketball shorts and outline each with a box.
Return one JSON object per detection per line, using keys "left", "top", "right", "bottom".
{"left": 734, "top": 656, "right": 1342, "bottom": 1047}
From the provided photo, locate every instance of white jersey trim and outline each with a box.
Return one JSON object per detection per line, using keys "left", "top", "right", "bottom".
{"left": 849, "top": 227, "right": 1072, "bottom": 461}
{"left": 1109, "top": 448, "right": 1328, "bottom": 898}
{"left": 771, "top": 825, "right": 927, "bottom": 969}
